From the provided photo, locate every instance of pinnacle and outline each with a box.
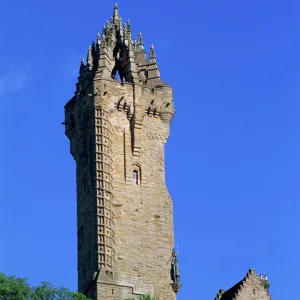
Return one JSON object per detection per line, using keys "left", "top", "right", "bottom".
{"left": 79, "top": 58, "right": 85, "bottom": 74}
{"left": 137, "top": 32, "right": 144, "bottom": 50}
{"left": 113, "top": 2, "right": 120, "bottom": 22}
{"left": 150, "top": 44, "right": 156, "bottom": 61}
{"left": 126, "top": 20, "right": 131, "bottom": 32}
{"left": 87, "top": 46, "right": 93, "bottom": 67}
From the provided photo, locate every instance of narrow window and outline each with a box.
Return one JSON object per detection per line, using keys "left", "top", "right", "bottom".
{"left": 253, "top": 289, "right": 256, "bottom": 295}
{"left": 133, "top": 170, "right": 138, "bottom": 185}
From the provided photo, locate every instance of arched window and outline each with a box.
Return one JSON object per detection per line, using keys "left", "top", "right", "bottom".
{"left": 132, "top": 163, "right": 141, "bottom": 186}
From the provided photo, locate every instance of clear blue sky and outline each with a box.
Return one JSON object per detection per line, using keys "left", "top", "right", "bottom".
{"left": 0, "top": 0, "right": 299, "bottom": 299}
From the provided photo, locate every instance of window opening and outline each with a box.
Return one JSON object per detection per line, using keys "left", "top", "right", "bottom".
{"left": 133, "top": 170, "right": 138, "bottom": 185}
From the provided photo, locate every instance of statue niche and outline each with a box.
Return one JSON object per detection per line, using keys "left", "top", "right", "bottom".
{"left": 111, "top": 26, "right": 128, "bottom": 83}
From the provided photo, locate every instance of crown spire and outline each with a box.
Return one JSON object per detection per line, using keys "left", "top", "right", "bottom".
{"left": 137, "top": 32, "right": 144, "bottom": 50}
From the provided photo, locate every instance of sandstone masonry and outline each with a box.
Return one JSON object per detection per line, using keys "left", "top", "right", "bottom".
{"left": 64, "top": 4, "right": 176, "bottom": 300}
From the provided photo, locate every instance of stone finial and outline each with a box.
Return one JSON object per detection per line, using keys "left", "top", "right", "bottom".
{"left": 101, "top": 25, "right": 106, "bottom": 42}
{"left": 126, "top": 19, "right": 131, "bottom": 32}
{"left": 137, "top": 32, "right": 144, "bottom": 51}
{"left": 149, "top": 44, "right": 156, "bottom": 63}
{"left": 102, "top": 24, "right": 106, "bottom": 37}
{"left": 87, "top": 46, "right": 93, "bottom": 68}
{"left": 113, "top": 3, "right": 119, "bottom": 20}
{"left": 97, "top": 33, "right": 101, "bottom": 45}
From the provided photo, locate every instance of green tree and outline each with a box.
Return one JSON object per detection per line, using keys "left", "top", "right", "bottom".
{"left": 0, "top": 273, "right": 89, "bottom": 300}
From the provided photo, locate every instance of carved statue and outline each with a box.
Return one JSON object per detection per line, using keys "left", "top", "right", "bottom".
{"left": 111, "top": 26, "right": 128, "bottom": 82}
{"left": 170, "top": 248, "right": 180, "bottom": 284}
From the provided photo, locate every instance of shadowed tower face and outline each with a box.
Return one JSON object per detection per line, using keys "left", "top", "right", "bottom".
{"left": 63, "top": 4, "right": 179, "bottom": 300}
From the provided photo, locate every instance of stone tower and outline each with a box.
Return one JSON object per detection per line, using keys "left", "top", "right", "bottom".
{"left": 63, "top": 4, "right": 179, "bottom": 300}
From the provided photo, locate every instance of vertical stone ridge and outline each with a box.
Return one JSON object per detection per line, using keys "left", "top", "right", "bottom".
{"left": 94, "top": 108, "right": 115, "bottom": 272}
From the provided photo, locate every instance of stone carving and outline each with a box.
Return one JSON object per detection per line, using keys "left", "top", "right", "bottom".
{"left": 145, "top": 132, "right": 168, "bottom": 142}
{"left": 171, "top": 249, "right": 180, "bottom": 283}
{"left": 171, "top": 249, "right": 181, "bottom": 293}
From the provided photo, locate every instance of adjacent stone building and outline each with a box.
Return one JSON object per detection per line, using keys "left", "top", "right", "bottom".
{"left": 63, "top": 4, "right": 272, "bottom": 300}
{"left": 215, "top": 269, "right": 272, "bottom": 300}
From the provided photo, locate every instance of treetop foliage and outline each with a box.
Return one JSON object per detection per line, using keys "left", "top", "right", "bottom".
{"left": 0, "top": 273, "right": 89, "bottom": 300}
{"left": 0, "top": 273, "right": 157, "bottom": 300}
